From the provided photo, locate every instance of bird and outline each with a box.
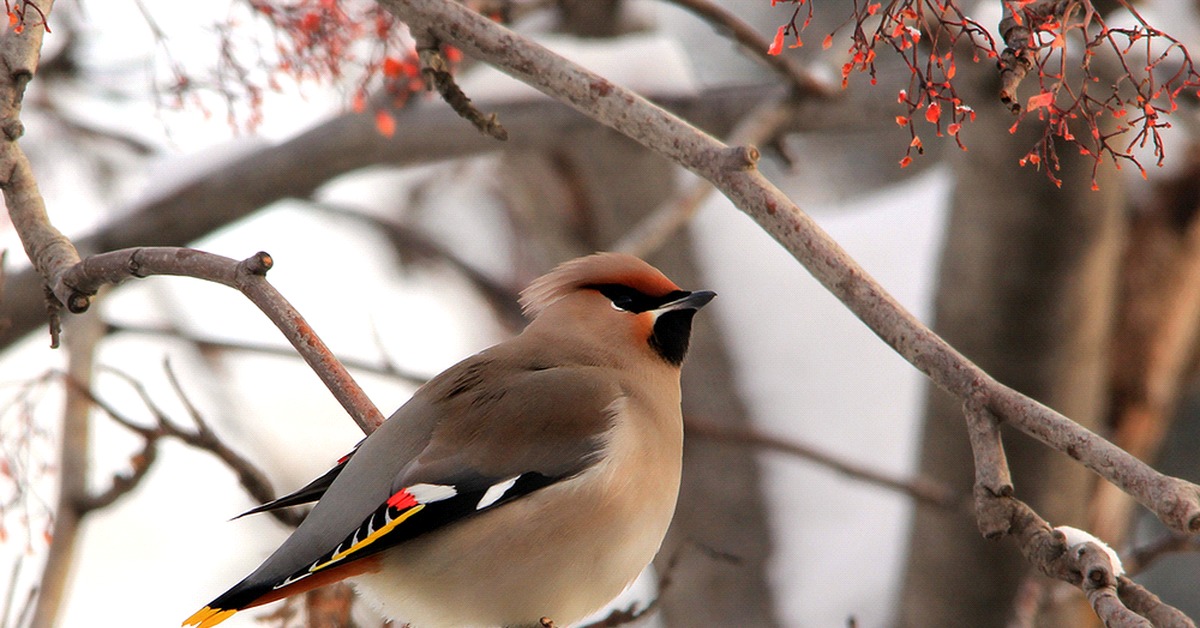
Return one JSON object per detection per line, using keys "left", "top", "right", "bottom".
{"left": 183, "top": 252, "right": 715, "bottom": 628}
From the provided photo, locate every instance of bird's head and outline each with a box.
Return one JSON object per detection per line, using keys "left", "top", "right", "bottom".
{"left": 519, "top": 253, "right": 716, "bottom": 366}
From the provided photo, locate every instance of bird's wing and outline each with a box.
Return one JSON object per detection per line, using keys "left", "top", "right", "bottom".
{"left": 233, "top": 441, "right": 363, "bottom": 519}
{"left": 186, "top": 353, "right": 623, "bottom": 627}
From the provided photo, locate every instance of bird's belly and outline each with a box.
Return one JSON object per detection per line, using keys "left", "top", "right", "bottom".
{"left": 351, "top": 464, "right": 678, "bottom": 628}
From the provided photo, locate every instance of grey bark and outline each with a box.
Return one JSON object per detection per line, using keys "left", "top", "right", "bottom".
{"left": 898, "top": 66, "right": 1126, "bottom": 626}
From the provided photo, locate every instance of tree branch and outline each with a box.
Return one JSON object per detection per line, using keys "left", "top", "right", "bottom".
{"left": 685, "top": 414, "right": 960, "bottom": 508}
{"left": 993, "top": 497, "right": 1194, "bottom": 626}
{"left": 0, "top": 0, "right": 85, "bottom": 332}
{"left": 71, "top": 363, "right": 307, "bottom": 529}
{"left": 107, "top": 322, "right": 433, "bottom": 387}
{"left": 376, "top": 0, "right": 1200, "bottom": 536}
{"left": 658, "top": 0, "right": 833, "bottom": 98}
{"left": 59, "top": 247, "right": 384, "bottom": 433}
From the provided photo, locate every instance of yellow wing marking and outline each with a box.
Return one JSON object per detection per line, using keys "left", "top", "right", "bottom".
{"left": 309, "top": 503, "right": 425, "bottom": 572}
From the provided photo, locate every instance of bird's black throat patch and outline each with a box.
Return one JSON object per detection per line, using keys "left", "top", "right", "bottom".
{"left": 650, "top": 309, "right": 698, "bottom": 366}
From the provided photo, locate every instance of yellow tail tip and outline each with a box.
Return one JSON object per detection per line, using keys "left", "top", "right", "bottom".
{"left": 183, "top": 606, "right": 237, "bottom": 628}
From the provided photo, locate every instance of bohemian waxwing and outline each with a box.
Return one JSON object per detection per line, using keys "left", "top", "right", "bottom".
{"left": 184, "top": 252, "right": 715, "bottom": 628}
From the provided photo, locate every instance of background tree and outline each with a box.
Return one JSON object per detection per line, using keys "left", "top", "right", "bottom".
{"left": 0, "top": 1, "right": 1198, "bottom": 627}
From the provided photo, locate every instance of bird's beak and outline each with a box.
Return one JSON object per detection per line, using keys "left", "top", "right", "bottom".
{"left": 654, "top": 290, "right": 716, "bottom": 314}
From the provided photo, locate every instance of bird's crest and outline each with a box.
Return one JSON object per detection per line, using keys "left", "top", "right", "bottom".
{"left": 519, "top": 253, "right": 681, "bottom": 318}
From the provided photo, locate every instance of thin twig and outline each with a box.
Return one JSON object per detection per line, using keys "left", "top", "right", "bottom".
{"left": 61, "top": 248, "right": 385, "bottom": 433}
{"left": 1122, "top": 532, "right": 1200, "bottom": 576}
{"left": 68, "top": 364, "right": 307, "bottom": 528}
{"left": 76, "top": 433, "right": 157, "bottom": 514}
{"left": 964, "top": 390, "right": 1014, "bottom": 538}
{"left": 659, "top": 0, "right": 833, "bottom": 98}
{"left": 994, "top": 497, "right": 1188, "bottom": 626}
{"left": 107, "top": 322, "right": 432, "bottom": 386}
{"left": 415, "top": 31, "right": 507, "bottom": 140}
{"left": 685, "top": 415, "right": 960, "bottom": 508}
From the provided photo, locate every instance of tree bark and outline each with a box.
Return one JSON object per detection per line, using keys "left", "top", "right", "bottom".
{"left": 898, "top": 68, "right": 1125, "bottom": 626}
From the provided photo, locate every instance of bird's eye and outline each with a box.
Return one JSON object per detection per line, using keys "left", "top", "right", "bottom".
{"left": 610, "top": 294, "right": 635, "bottom": 311}
{"left": 590, "top": 284, "right": 645, "bottom": 312}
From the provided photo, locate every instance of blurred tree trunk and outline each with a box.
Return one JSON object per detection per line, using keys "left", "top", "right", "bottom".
{"left": 1097, "top": 146, "right": 1200, "bottom": 545}
{"left": 493, "top": 6, "right": 779, "bottom": 624}
{"left": 897, "top": 63, "right": 1125, "bottom": 626}
{"left": 497, "top": 120, "right": 779, "bottom": 626}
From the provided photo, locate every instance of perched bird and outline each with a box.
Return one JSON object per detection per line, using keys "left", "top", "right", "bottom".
{"left": 184, "top": 252, "right": 715, "bottom": 628}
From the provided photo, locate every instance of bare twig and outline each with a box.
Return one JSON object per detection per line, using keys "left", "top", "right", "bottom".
{"left": 685, "top": 415, "right": 960, "bottom": 508}
{"left": 68, "top": 364, "right": 307, "bottom": 529}
{"left": 76, "top": 430, "right": 157, "bottom": 514}
{"left": 107, "top": 322, "right": 433, "bottom": 387}
{"left": 964, "top": 390, "right": 1014, "bottom": 539}
{"left": 1123, "top": 532, "right": 1200, "bottom": 576}
{"left": 992, "top": 497, "right": 1192, "bottom": 627}
{"left": 414, "top": 31, "right": 507, "bottom": 140}
{"left": 998, "top": 0, "right": 1064, "bottom": 111}
{"left": 61, "top": 248, "right": 384, "bottom": 433}
{"left": 659, "top": 0, "right": 832, "bottom": 98}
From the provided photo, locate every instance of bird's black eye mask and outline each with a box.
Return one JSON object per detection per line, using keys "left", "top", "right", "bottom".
{"left": 587, "top": 284, "right": 690, "bottom": 313}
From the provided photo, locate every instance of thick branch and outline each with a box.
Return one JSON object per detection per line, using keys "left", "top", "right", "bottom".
{"left": 0, "top": 0, "right": 83, "bottom": 320}
{"left": 377, "top": 0, "right": 1200, "bottom": 534}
